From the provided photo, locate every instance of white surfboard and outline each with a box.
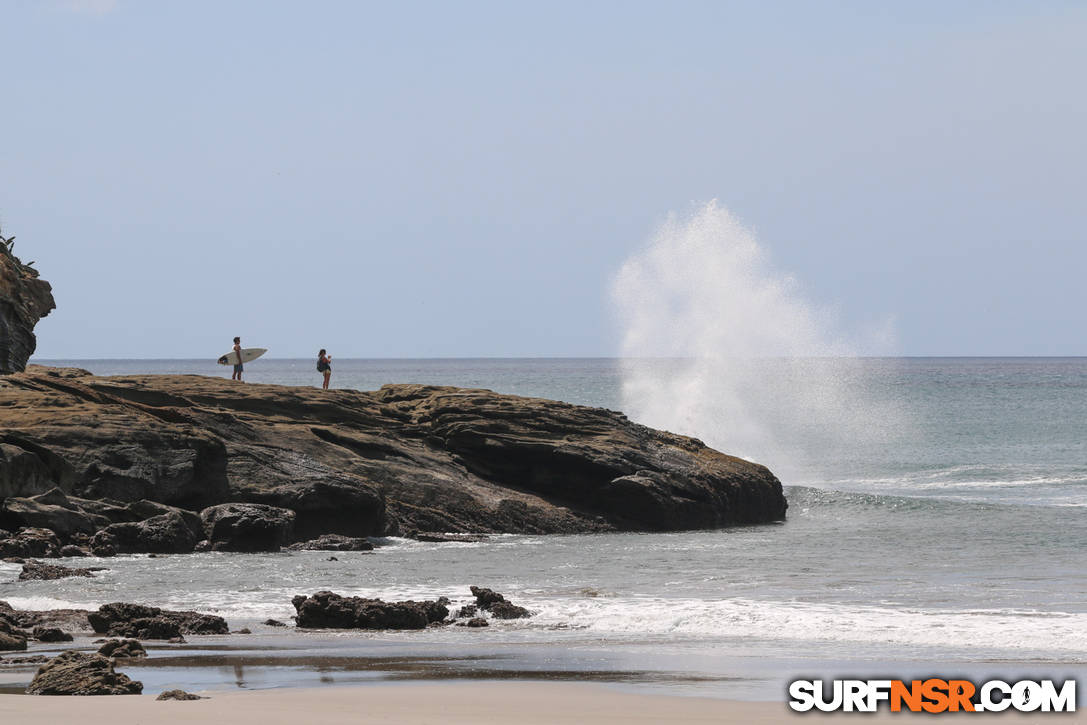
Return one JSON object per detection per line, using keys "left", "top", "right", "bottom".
{"left": 217, "top": 347, "right": 268, "bottom": 365}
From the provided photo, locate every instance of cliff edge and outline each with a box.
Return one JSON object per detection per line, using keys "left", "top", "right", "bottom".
{"left": 0, "top": 231, "right": 55, "bottom": 374}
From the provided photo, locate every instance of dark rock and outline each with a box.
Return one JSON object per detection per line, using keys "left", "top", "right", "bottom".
{"left": 0, "top": 370, "right": 786, "bottom": 538}
{"left": 89, "top": 531, "right": 118, "bottom": 557}
{"left": 458, "top": 617, "right": 489, "bottom": 628}
{"left": 97, "top": 639, "right": 147, "bottom": 659}
{"left": 233, "top": 628, "right": 251, "bottom": 634}
{"left": 124, "top": 500, "right": 205, "bottom": 539}
{"left": 456, "top": 604, "right": 479, "bottom": 618}
{"left": 18, "top": 559, "right": 101, "bottom": 581}
{"left": 0, "top": 631, "right": 27, "bottom": 651}
{"left": 32, "top": 627, "right": 73, "bottom": 642}
{"left": 87, "top": 602, "right": 228, "bottom": 639}
{"left": 327, "top": 556, "right": 338, "bottom": 561}
{"left": 0, "top": 527, "right": 61, "bottom": 558}
{"left": 0, "top": 442, "right": 65, "bottom": 500}
{"left": 200, "top": 503, "right": 295, "bottom": 552}
{"left": 59, "top": 544, "right": 90, "bottom": 557}
{"left": 3, "top": 556, "right": 25, "bottom": 563}
{"left": 285, "top": 534, "right": 374, "bottom": 551}
{"left": 292, "top": 591, "right": 449, "bottom": 630}
{"left": 168, "top": 635, "right": 186, "bottom": 644}
{"left": 0, "top": 606, "right": 26, "bottom": 639}
{"left": 0, "top": 236, "right": 55, "bottom": 375}
{"left": 0, "top": 496, "right": 102, "bottom": 539}
{"left": 26, "top": 651, "right": 142, "bottom": 695}
{"left": 469, "top": 586, "right": 506, "bottom": 609}
{"left": 67, "top": 497, "right": 132, "bottom": 524}
{"left": 157, "top": 689, "right": 204, "bottom": 700}
{"left": 469, "top": 586, "right": 531, "bottom": 619}
{"left": 249, "top": 479, "right": 384, "bottom": 542}
{"left": 263, "top": 619, "right": 286, "bottom": 627}
{"left": 29, "top": 487, "right": 78, "bottom": 508}
{"left": 490, "top": 601, "right": 531, "bottom": 619}
{"left": 98, "top": 510, "right": 200, "bottom": 554}
{"left": 193, "top": 539, "right": 211, "bottom": 552}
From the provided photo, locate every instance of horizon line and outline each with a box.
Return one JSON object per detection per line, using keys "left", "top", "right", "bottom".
{"left": 32, "top": 355, "right": 1087, "bottom": 362}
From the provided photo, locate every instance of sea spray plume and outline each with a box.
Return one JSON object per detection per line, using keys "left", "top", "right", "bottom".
{"left": 611, "top": 201, "right": 901, "bottom": 482}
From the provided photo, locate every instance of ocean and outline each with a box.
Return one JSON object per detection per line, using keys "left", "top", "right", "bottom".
{"left": 3, "top": 357, "right": 1085, "bottom": 699}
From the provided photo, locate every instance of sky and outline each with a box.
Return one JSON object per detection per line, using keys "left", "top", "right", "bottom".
{"left": 2, "top": 0, "right": 1085, "bottom": 358}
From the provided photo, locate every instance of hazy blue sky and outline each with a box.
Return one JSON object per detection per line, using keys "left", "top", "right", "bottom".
{"left": 3, "top": 1, "right": 1085, "bottom": 358}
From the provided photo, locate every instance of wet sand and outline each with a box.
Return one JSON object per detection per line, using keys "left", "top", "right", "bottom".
{"left": 1, "top": 681, "right": 1083, "bottom": 724}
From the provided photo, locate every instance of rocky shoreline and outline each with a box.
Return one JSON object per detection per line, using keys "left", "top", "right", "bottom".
{"left": 2, "top": 366, "right": 786, "bottom": 560}
{"left": 1, "top": 271, "right": 790, "bottom": 695}
{"left": 1, "top": 584, "right": 534, "bottom": 694}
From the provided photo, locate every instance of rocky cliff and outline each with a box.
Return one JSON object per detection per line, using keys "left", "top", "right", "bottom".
{"left": 0, "top": 233, "right": 55, "bottom": 374}
{"left": 0, "top": 367, "right": 786, "bottom": 544}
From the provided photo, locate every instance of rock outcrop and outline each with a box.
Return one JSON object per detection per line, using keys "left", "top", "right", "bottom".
{"left": 0, "top": 527, "right": 61, "bottom": 558}
{"left": 96, "top": 510, "right": 202, "bottom": 554}
{"left": 97, "top": 639, "right": 147, "bottom": 659}
{"left": 157, "top": 689, "right": 203, "bottom": 700}
{"left": 200, "top": 502, "right": 294, "bottom": 552}
{"left": 469, "top": 586, "right": 531, "bottom": 619}
{"left": 0, "top": 368, "right": 786, "bottom": 542}
{"left": 18, "top": 559, "right": 102, "bottom": 581}
{"left": 292, "top": 591, "right": 449, "bottom": 630}
{"left": 0, "top": 231, "right": 54, "bottom": 375}
{"left": 32, "top": 626, "right": 73, "bottom": 642}
{"left": 87, "top": 602, "right": 228, "bottom": 639}
{"left": 26, "top": 651, "right": 142, "bottom": 695}
{"left": 0, "top": 624, "right": 27, "bottom": 651}
{"left": 285, "top": 534, "right": 374, "bottom": 552}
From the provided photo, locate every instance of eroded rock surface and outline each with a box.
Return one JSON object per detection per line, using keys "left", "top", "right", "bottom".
{"left": 87, "top": 602, "right": 228, "bottom": 639}
{"left": 469, "top": 586, "right": 531, "bottom": 619}
{"left": 32, "top": 626, "right": 73, "bottom": 642}
{"left": 26, "top": 651, "right": 142, "bottom": 695}
{"left": 0, "top": 369, "right": 786, "bottom": 540}
{"left": 157, "top": 689, "right": 203, "bottom": 700}
{"left": 18, "top": 559, "right": 102, "bottom": 581}
{"left": 0, "top": 235, "right": 55, "bottom": 375}
{"left": 292, "top": 591, "right": 449, "bottom": 630}
{"left": 200, "top": 502, "right": 294, "bottom": 552}
{"left": 97, "top": 638, "right": 147, "bottom": 659}
{"left": 0, "top": 527, "right": 61, "bottom": 558}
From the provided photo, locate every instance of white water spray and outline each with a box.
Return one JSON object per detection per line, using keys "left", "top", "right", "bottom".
{"left": 612, "top": 201, "right": 901, "bottom": 482}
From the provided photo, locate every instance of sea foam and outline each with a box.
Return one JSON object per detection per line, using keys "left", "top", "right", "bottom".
{"left": 611, "top": 201, "right": 903, "bottom": 481}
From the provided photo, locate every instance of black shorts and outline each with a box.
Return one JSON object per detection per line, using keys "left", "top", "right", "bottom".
{"left": 234, "top": 364, "right": 244, "bottom": 373}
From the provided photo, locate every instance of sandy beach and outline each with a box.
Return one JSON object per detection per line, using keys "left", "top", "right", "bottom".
{"left": 0, "top": 682, "right": 1082, "bottom": 724}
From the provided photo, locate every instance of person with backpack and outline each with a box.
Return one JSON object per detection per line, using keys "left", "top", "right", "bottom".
{"left": 317, "top": 349, "right": 332, "bottom": 389}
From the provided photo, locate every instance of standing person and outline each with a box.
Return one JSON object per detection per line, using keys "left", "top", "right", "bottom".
{"left": 232, "top": 336, "right": 244, "bottom": 382}
{"left": 317, "top": 349, "right": 332, "bottom": 389}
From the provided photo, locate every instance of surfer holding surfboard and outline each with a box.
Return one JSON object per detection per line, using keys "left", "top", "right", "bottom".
{"left": 231, "top": 336, "right": 244, "bottom": 381}
{"left": 216, "top": 338, "right": 268, "bottom": 380}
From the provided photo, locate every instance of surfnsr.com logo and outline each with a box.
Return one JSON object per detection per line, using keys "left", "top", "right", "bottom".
{"left": 788, "top": 679, "right": 1077, "bottom": 713}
